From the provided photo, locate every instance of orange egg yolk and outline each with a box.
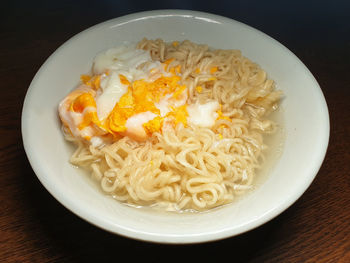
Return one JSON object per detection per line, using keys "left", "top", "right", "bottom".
{"left": 70, "top": 93, "right": 100, "bottom": 130}
{"left": 106, "top": 72, "right": 188, "bottom": 137}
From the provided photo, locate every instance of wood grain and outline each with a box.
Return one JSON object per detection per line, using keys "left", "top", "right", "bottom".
{"left": 1, "top": 1, "right": 349, "bottom": 262}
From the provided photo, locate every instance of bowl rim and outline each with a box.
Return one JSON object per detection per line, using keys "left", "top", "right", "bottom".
{"left": 21, "top": 9, "right": 330, "bottom": 244}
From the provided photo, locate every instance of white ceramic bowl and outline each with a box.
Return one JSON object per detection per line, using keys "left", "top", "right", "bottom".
{"left": 21, "top": 10, "right": 329, "bottom": 244}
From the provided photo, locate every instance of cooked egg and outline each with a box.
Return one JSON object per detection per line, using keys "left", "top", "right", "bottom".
{"left": 124, "top": 111, "right": 158, "bottom": 141}
{"left": 58, "top": 86, "right": 98, "bottom": 138}
{"left": 187, "top": 101, "right": 220, "bottom": 127}
{"left": 59, "top": 45, "right": 224, "bottom": 144}
{"left": 96, "top": 72, "right": 129, "bottom": 121}
{"left": 93, "top": 45, "right": 151, "bottom": 75}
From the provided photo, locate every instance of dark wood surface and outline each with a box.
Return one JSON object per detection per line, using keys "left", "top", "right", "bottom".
{"left": 1, "top": 1, "right": 350, "bottom": 262}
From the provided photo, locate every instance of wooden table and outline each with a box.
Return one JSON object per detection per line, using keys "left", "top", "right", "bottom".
{"left": 1, "top": 1, "right": 349, "bottom": 262}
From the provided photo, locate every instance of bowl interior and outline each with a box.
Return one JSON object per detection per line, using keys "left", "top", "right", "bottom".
{"left": 22, "top": 10, "right": 329, "bottom": 243}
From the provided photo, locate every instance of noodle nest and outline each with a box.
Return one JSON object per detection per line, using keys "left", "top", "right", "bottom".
{"left": 66, "top": 39, "right": 281, "bottom": 211}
